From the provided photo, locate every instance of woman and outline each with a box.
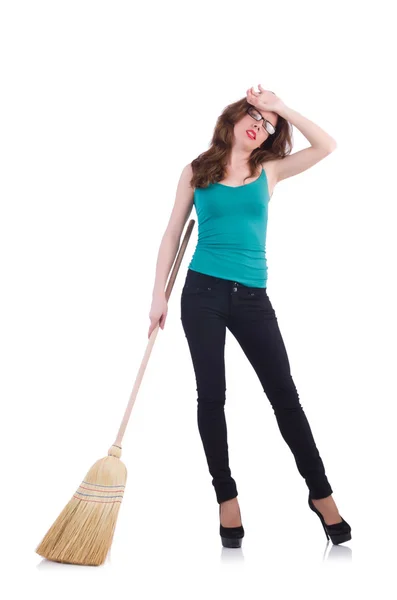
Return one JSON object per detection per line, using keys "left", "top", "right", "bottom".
{"left": 148, "top": 85, "right": 351, "bottom": 548}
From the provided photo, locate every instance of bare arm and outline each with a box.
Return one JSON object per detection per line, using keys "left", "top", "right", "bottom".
{"left": 271, "top": 106, "right": 337, "bottom": 185}
{"left": 151, "top": 163, "right": 195, "bottom": 297}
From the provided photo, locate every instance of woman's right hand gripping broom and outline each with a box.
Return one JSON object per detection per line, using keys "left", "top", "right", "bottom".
{"left": 148, "top": 290, "right": 168, "bottom": 339}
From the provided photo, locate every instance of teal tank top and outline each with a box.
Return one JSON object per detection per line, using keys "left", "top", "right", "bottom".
{"left": 188, "top": 165, "right": 270, "bottom": 288}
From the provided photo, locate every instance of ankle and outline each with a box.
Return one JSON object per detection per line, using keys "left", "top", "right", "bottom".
{"left": 221, "top": 497, "right": 238, "bottom": 507}
{"left": 220, "top": 498, "right": 241, "bottom": 526}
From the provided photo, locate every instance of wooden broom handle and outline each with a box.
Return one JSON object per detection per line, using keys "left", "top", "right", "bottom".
{"left": 110, "top": 219, "right": 195, "bottom": 451}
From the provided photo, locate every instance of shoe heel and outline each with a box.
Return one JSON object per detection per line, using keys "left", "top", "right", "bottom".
{"left": 319, "top": 519, "right": 330, "bottom": 541}
{"left": 308, "top": 494, "right": 352, "bottom": 545}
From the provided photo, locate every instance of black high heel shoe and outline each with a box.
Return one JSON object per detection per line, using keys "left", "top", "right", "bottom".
{"left": 219, "top": 503, "right": 245, "bottom": 548}
{"left": 308, "top": 493, "right": 352, "bottom": 545}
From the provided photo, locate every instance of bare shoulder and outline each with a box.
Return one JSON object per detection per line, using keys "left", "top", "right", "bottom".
{"left": 176, "top": 162, "right": 194, "bottom": 192}
{"left": 183, "top": 162, "right": 194, "bottom": 179}
{"left": 164, "top": 163, "right": 195, "bottom": 239}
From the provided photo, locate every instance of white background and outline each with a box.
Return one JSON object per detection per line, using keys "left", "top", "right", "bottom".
{"left": 1, "top": 0, "right": 396, "bottom": 597}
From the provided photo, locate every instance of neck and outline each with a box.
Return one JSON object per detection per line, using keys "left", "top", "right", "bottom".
{"left": 226, "top": 147, "right": 253, "bottom": 171}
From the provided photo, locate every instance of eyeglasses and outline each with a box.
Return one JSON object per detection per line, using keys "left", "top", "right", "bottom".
{"left": 247, "top": 106, "right": 276, "bottom": 135}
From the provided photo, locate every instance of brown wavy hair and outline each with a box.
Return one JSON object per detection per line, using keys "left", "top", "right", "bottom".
{"left": 190, "top": 97, "right": 293, "bottom": 189}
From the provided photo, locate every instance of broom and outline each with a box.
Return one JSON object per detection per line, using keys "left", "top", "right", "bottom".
{"left": 35, "top": 218, "right": 196, "bottom": 566}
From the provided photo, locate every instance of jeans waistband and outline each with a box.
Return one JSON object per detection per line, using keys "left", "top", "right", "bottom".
{"left": 186, "top": 268, "right": 266, "bottom": 290}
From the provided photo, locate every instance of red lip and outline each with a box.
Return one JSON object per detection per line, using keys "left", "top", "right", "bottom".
{"left": 246, "top": 130, "right": 256, "bottom": 139}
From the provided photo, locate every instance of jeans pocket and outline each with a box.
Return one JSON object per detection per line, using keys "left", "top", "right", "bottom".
{"left": 182, "top": 271, "right": 223, "bottom": 295}
{"left": 182, "top": 282, "right": 218, "bottom": 295}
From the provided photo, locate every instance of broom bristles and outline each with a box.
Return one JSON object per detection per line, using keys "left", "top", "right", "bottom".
{"left": 36, "top": 446, "right": 127, "bottom": 566}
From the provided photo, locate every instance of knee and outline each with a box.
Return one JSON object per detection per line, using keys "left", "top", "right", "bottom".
{"left": 197, "top": 393, "right": 226, "bottom": 409}
{"left": 264, "top": 380, "right": 302, "bottom": 411}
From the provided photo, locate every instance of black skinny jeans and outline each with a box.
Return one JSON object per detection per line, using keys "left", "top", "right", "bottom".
{"left": 180, "top": 268, "right": 333, "bottom": 504}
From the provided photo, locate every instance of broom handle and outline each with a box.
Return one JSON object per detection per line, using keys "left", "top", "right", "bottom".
{"left": 111, "top": 219, "right": 195, "bottom": 450}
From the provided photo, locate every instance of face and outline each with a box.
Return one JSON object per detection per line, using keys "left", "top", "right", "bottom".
{"left": 234, "top": 109, "right": 278, "bottom": 150}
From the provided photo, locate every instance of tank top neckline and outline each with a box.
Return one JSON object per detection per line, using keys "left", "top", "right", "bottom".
{"left": 213, "top": 165, "right": 265, "bottom": 189}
